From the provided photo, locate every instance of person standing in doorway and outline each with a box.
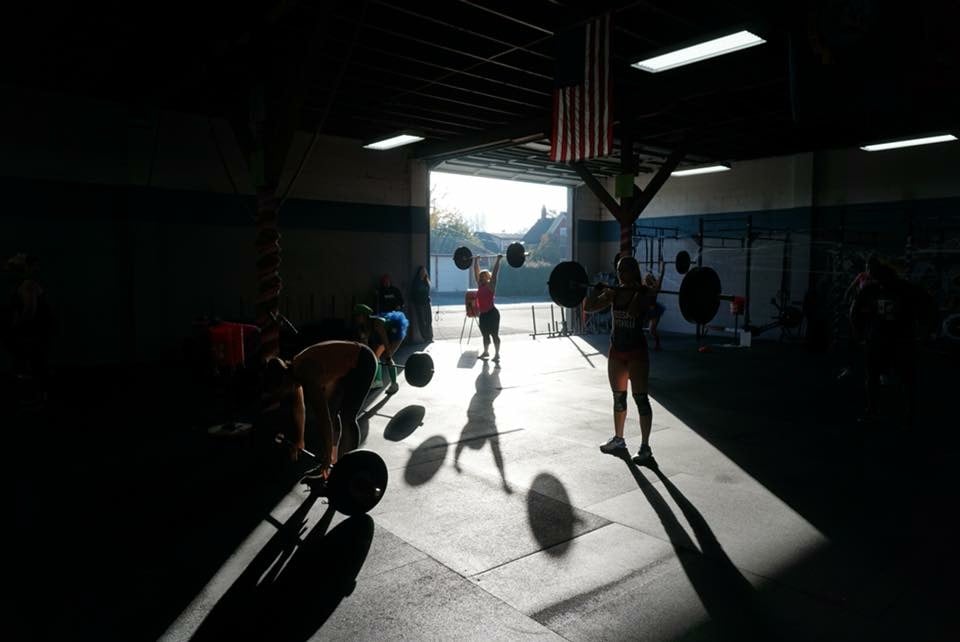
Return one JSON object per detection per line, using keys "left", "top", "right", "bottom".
{"left": 410, "top": 265, "right": 433, "bottom": 342}
{"left": 473, "top": 254, "right": 502, "bottom": 363}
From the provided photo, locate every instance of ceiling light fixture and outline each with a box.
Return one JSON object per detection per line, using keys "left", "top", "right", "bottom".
{"left": 671, "top": 164, "right": 731, "bottom": 177}
{"left": 363, "top": 134, "right": 425, "bottom": 150}
{"left": 859, "top": 133, "right": 957, "bottom": 152}
{"left": 632, "top": 30, "right": 766, "bottom": 73}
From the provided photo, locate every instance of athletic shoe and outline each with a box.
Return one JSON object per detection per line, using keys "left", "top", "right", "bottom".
{"left": 600, "top": 436, "right": 626, "bottom": 453}
{"left": 632, "top": 444, "right": 653, "bottom": 464}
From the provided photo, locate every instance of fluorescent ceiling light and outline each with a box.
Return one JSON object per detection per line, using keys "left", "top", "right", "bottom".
{"left": 671, "top": 164, "right": 731, "bottom": 177}
{"left": 860, "top": 133, "right": 957, "bottom": 152}
{"left": 632, "top": 30, "right": 766, "bottom": 73}
{"left": 363, "top": 134, "right": 424, "bottom": 150}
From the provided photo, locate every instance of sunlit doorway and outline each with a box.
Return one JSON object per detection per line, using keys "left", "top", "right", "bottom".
{"left": 428, "top": 172, "right": 571, "bottom": 340}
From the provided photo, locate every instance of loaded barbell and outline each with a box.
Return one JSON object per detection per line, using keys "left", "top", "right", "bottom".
{"left": 669, "top": 250, "right": 692, "bottom": 275}
{"left": 391, "top": 351, "right": 435, "bottom": 387}
{"left": 275, "top": 435, "right": 388, "bottom": 515}
{"left": 622, "top": 250, "right": 691, "bottom": 275}
{"left": 454, "top": 242, "right": 528, "bottom": 270}
{"left": 548, "top": 261, "right": 734, "bottom": 325}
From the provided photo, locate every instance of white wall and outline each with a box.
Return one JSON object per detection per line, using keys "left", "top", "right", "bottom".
{"left": 814, "top": 142, "right": 960, "bottom": 206}
{"left": 571, "top": 140, "right": 960, "bottom": 339}
{"left": 641, "top": 153, "right": 814, "bottom": 217}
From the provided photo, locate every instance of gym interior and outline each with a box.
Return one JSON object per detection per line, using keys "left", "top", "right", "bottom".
{"left": 7, "top": 2, "right": 959, "bottom": 641}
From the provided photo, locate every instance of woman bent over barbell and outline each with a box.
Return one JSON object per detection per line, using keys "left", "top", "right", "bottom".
{"left": 584, "top": 256, "right": 661, "bottom": 464}
{"left": 352, "top": 304, "right": 408, "bottom": 395}
{"left": 263, "top": 340, "right": 378, "bottom": 483}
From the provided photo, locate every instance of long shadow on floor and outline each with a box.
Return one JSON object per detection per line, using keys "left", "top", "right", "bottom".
{"left": 11, "top": 366, "right": 326, "bottom": 642}
{"left": 191, "top": 497, "right": 374, "bottom": 642}
{"left": 620, "top": 455, "right": 771, "bottom": 641}
{"left": 584, "top": 334, "right": 958, "bottom": 637}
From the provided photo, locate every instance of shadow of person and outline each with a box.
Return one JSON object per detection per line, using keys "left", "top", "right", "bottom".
{"left": 453, "top": 362, "right": 511, "bottom": 493}
{"left": 192, "top": 497, "right": 374, "bottom": 642}
{"left": 618, "top": 455, "right": 771, "bottom": 641}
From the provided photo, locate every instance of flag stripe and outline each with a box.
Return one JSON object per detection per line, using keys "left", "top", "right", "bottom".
{"left": 550, "top": 16, "right": 612, "bottom": 163}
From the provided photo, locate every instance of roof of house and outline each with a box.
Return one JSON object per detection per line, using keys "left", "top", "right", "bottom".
{"left": 521, "top": 218, "right": 552, "bottom": 245}
{"left": 430, "top": 232, "right": 488, "bottom": 256}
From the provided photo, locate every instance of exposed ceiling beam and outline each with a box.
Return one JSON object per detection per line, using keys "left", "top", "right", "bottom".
{"left": 372, "top": 1, "right": 555, "bottom": 60}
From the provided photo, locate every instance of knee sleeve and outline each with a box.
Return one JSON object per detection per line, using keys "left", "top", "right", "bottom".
{"left": 633, "top": 392, "right": 652, "bottom": 416}
{"left": 613, "top": 390, "right": 628, "bottom": 412}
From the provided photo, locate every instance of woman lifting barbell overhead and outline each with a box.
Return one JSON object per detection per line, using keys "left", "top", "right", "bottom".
{"left": 584, "top": 255, "right": 661, "bottom": 464}
{"left": 474, "top": 254, "right": 503, "bottom": 363}
{"left": 263, "top": 340, "right": 379, "bottom": 484}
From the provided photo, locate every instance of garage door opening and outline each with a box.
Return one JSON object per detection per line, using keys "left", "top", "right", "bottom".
{"left": 429, "top": 172, "right": 571, "bottom": 339}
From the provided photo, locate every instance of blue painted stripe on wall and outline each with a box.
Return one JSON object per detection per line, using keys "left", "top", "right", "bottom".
{"left": 0, "top": 177, "right": 428, "bottom": 234}
{"left": 577, "top": 219, "right": 621, "bottom": 242}
{"left": 577, "top": 197, "right": 960, "bottom": 241}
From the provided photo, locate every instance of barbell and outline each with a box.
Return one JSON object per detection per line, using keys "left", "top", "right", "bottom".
{"left": 392, "top": 351, "right": 435, "bottom": 387}
{"left": 623, "top": 250, "right": 691, "bottom": 275}
{"left": 548, "top": 261, "right": 734, "bottom": 325}
{"left": 454, "top": 242, "right": 528, "bottom": 270}
{"left": 275, "top": 434, "right": 389, "bottom": 515}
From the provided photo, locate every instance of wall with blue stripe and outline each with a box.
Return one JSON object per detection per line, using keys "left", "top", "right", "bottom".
{"left": 1, "top": 176, "right": 429, "bottom": 365}
{"left": 572, "top": 140, "right": 960, "bottom": 340}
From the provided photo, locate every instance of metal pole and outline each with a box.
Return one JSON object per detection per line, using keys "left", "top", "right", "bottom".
{"left": 531, "top": 305, "right": 537, "bottom": 339}
{"left": 696, "top": 217, "right": 704, "bottom": 342}
{"left": 550, "top": 305, "right": 556, "bottom": 336}
{"left": 744, "top": 215, "right": 753, "bottom": 328}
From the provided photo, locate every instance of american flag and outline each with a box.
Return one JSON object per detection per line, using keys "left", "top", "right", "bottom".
{"left": 549, "top": 15, "right": 612, "bottom": 163}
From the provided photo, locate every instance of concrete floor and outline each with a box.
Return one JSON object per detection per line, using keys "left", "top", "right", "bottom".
{"left": 12, "top": 333, "right": 958, "bottom": 641}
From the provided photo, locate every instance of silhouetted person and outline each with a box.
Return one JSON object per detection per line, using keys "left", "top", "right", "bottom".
{"left": 352, "top": 303, "right": 408, "bottom": 395}
{"left": 585, "top": 255, "right": 657, "bottom": 463}
{"left": 4, "top": 254, "right": 54, "bottom": 396}
{"left": 263, "top": 341, "right": 378, "bottom": 483}
{"left": 376, "top": 274, "right": 404, "bottom": 314}
{"left": 851, "top": 260, "right": 930, "bottom": 427}
{"left": 838, "top": 254, "right": 877, "bottom": 380}
{"left": 643, "top": 261, "right": 666, "bottom": 351}
{"left": 410, "top": 265, "right": 433, "bottom": 342}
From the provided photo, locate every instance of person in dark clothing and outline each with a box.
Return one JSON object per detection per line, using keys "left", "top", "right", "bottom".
{"left": 410, "top": 265, "right": 433, "bottom": 342}
{"left": 376, "top": 274, "right": 404, "bottom": 314}
{"left": 4, "top": 254, "right": 54, "bottom": 388}
{"left": 352, "top": 303, "right": 408, "bottom": 396}
{"left": 584, "top": 255, "right": 656, "bottom": 464}
{"left": 850, "top": 260, "right": 931, "bottom": 427}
